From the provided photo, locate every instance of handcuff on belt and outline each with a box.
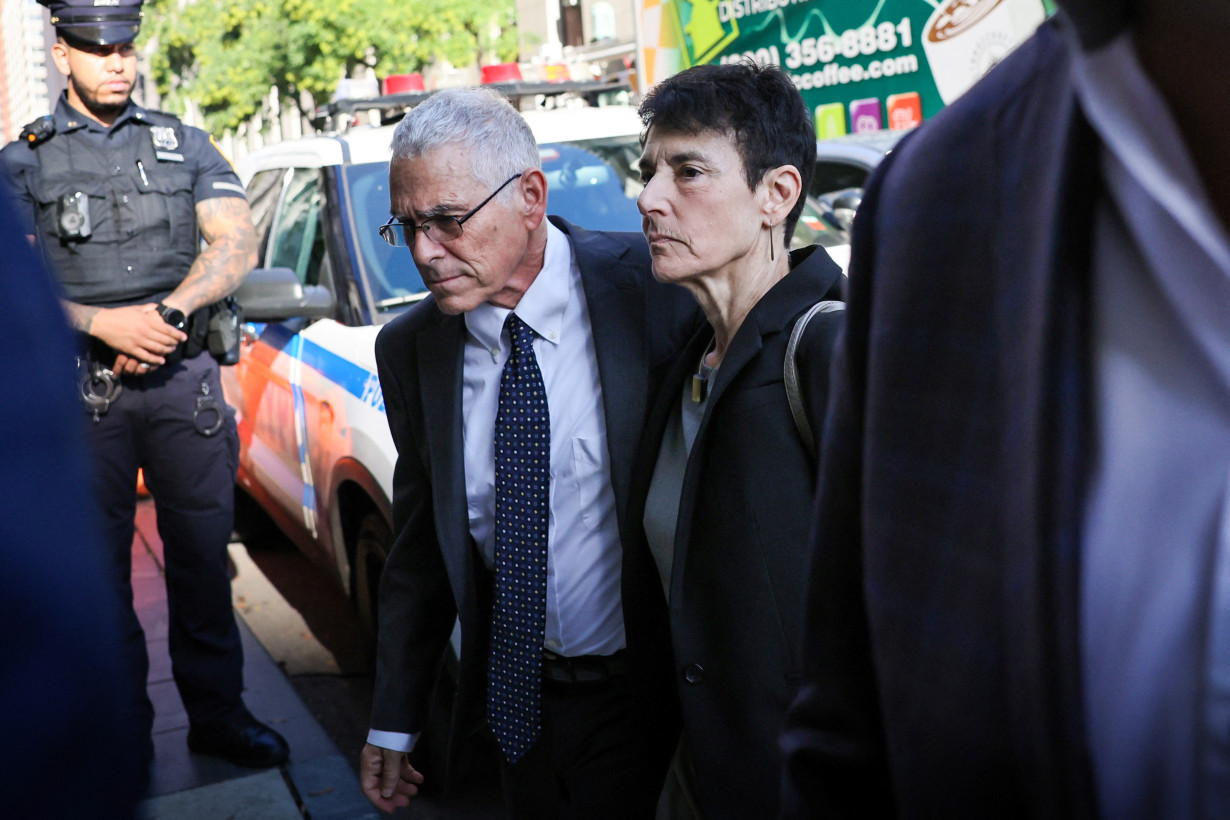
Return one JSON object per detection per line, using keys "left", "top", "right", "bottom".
{"left": 77, "top": 357, "right": 224, "bottom": 438}
{"left": 193, "top": 379, "right": 224, "bottom": 437}
{"left": 78, "top": 358, "right": 122, "bottom": 424}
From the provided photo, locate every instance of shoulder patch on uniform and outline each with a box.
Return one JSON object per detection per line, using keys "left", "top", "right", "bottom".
{"left": 209, "top": 135, "right": 238, "bottom": 173}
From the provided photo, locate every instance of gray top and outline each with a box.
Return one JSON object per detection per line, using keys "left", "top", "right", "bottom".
{"left": 643, "top": 349, "right": 714, "bottom": 598}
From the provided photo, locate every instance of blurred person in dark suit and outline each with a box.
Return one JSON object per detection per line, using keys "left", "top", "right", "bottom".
{"left": 780, "top": 1, "right": 1230, "bottom": 817}
{"left": 0, "top": 193, "right": 142, "bottom": 817}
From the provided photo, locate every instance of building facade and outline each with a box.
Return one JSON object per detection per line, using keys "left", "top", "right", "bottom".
{"left": 0, "top": 0, "right": 60, "bottom": 143}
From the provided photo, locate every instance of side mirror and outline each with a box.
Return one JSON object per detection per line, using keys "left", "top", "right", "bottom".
{"left": 818, "top": 187, "right": 864, "bottom": 234}
{"left": 234, "top": 267, "right": 335, "bottom": 321}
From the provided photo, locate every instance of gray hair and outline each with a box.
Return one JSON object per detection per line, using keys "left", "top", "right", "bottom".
{"left": 389, "top": 87, "right": 541, "bottom": 191}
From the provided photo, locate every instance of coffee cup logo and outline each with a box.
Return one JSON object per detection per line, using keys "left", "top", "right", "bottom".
{"left": 927, "top": 0, "right": 1004, "bottom": 43}
{"left": 922, "top": 0, "right": 1044, "bottom": 103}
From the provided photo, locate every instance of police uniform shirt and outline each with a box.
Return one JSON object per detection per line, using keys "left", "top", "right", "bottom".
{"left": 0, "top": 93, "right": 246, "bottom": 305}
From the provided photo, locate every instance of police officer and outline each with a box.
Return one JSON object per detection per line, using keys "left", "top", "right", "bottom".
{"left": 0, "top": 0, "right": 288, "bottom": 791}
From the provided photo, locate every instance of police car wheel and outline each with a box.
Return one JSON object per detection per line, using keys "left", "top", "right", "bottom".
{"left": 352, "top": 510, "right": 390, "bottom": 665}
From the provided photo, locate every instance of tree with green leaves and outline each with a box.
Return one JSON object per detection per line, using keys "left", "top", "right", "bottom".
{"left": 142, "top": 0, "right": 518, "bottom": 134}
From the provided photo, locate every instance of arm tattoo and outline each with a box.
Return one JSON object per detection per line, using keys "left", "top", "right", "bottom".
{"left": 166, "top": 196, "right": 259, "bottom": 313}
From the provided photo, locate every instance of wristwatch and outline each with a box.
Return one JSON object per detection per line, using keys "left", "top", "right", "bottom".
{"left": 156, "top": 302, "right": 187, "bottom": 331}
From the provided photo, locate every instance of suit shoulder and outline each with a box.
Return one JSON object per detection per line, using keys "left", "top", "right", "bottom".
{"left": 612, "top": 232, "right": 656, "bottom": 284}
{"left": 603, "top": 229, "right": 651, "bottom": 257}
{"left": 580, "top": 228, "right": 656, "bottom": 278}
{"left": 565, "top": 222, "right": 650, "bottom": 264}
{"left": 884, "top": 17, "right": 1070, "bottom": 180}
{"left": 620, "top": 234, "right": 655, "bottom": 275}
{"left": 376, "top": 297, "right": 443, "bottom": 355}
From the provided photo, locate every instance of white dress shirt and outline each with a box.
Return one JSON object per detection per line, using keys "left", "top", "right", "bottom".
{"left": 1073, "top": 30, "right": 1230, "bottom": 818}
{"left": 369, "top": 220, "right": 626, "bottom": 754}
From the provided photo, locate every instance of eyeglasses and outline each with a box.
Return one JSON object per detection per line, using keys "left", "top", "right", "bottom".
{"left": 379, "top": 173, "right": 524, "bottom": 247}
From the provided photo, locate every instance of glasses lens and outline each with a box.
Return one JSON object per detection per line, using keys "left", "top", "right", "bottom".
{"left": 380, "top": 222, "right": 407, "bottom": 247}
{"left": 423, "top": 217, "right": 463, "bottom": 242}
{"left": 380, "top": 214, "right": 468, "bottom": 247}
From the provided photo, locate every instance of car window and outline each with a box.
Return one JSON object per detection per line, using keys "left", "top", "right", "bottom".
{"left": 268, "top": 168, "right": 326, "bottom": 287}
{"left": 344, "top": 162, "right": 428, "bottom": 310}
{"left": 246, "top": 168, "right": 287, "bottom": 264}
{"left": 812, "top": 161, "right": 870, "bottom": 198}
{"left": 539, "top": 137, "right": 643, "bottom": 233}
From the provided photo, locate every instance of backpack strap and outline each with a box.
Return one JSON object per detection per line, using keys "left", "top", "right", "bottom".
{"left": 784, "top": 300, "right": 845, "bottom": 455}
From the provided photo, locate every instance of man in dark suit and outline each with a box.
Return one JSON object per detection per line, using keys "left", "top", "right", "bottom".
{"left": 780, "top": 0, "right": 1230, "bottom": 816}
{"left": 357, "top": 87, "right": 697, "bottom": 818}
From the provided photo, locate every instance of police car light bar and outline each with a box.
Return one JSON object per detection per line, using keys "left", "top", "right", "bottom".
{"left": 313, "top": 79, "right": 633, "bottom": 133}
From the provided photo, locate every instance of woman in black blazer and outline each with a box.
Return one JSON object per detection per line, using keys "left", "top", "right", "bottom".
{"left": 632, "top": 61, "right": 846, "bottom": 820}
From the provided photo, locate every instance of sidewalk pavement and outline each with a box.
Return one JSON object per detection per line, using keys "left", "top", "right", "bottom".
{"left": 130, "top": 499, "right": 380, "bottom": 820}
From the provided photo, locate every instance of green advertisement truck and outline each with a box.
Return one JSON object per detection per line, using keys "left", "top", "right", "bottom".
{"left": 636, "top": 0, "right": 1057, "bottom": 137}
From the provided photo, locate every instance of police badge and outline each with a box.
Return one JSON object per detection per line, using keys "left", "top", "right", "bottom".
{"left": 151, "top": 126, "right": 178, "bottom": 151}
{"left": 151, "top": 125, "right": 184, "bottom": 162}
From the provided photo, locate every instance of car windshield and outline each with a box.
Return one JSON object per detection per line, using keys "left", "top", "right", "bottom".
{"left": 346, "top": 136, "right": 647, "bottom": 312}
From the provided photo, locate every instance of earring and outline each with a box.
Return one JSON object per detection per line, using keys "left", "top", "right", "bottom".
{"left": 768, "top": 224, "right": 775, "bottom": 261}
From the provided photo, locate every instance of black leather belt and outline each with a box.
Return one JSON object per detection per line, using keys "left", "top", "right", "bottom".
{"left": 541, "top": 649, "right": 626, "bottom": 688}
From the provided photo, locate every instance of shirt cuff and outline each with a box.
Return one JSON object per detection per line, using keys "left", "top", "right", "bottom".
{"left": 366, "top": 729, "right": 419, "bottom": 753}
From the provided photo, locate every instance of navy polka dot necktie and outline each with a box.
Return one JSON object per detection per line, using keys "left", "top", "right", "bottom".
{"left": 488, "top": 312, "right": 551, "bottom": 763}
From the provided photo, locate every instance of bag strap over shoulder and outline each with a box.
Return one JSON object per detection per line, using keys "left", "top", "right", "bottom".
{"left": 785, "top": 300, "right": 845, "bottom": 455}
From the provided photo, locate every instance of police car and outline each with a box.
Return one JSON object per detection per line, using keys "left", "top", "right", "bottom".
{"left": 221, "top": 84, "right": 851, "bottom": 651}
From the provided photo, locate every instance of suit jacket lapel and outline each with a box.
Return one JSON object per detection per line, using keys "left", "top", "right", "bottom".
{"left": 416, "top": 311, "right": 476, "bottom": 612}
{"left": 569, "top": 222, "right": 647, "bottom": 524}
{"left": 666, "top": 304, "right": 760, "bottom": 601}
{"left": 996, "top": 76, "right": 1098, "bottom": 815}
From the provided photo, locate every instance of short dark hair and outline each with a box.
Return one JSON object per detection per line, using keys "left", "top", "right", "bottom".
{"left": 639, "top": 61, "right": 815, "bottom": 243}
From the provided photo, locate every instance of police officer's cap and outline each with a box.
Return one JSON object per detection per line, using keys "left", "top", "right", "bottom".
{"left": 39, "top": 0, "right": 143, "bottom": 47}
